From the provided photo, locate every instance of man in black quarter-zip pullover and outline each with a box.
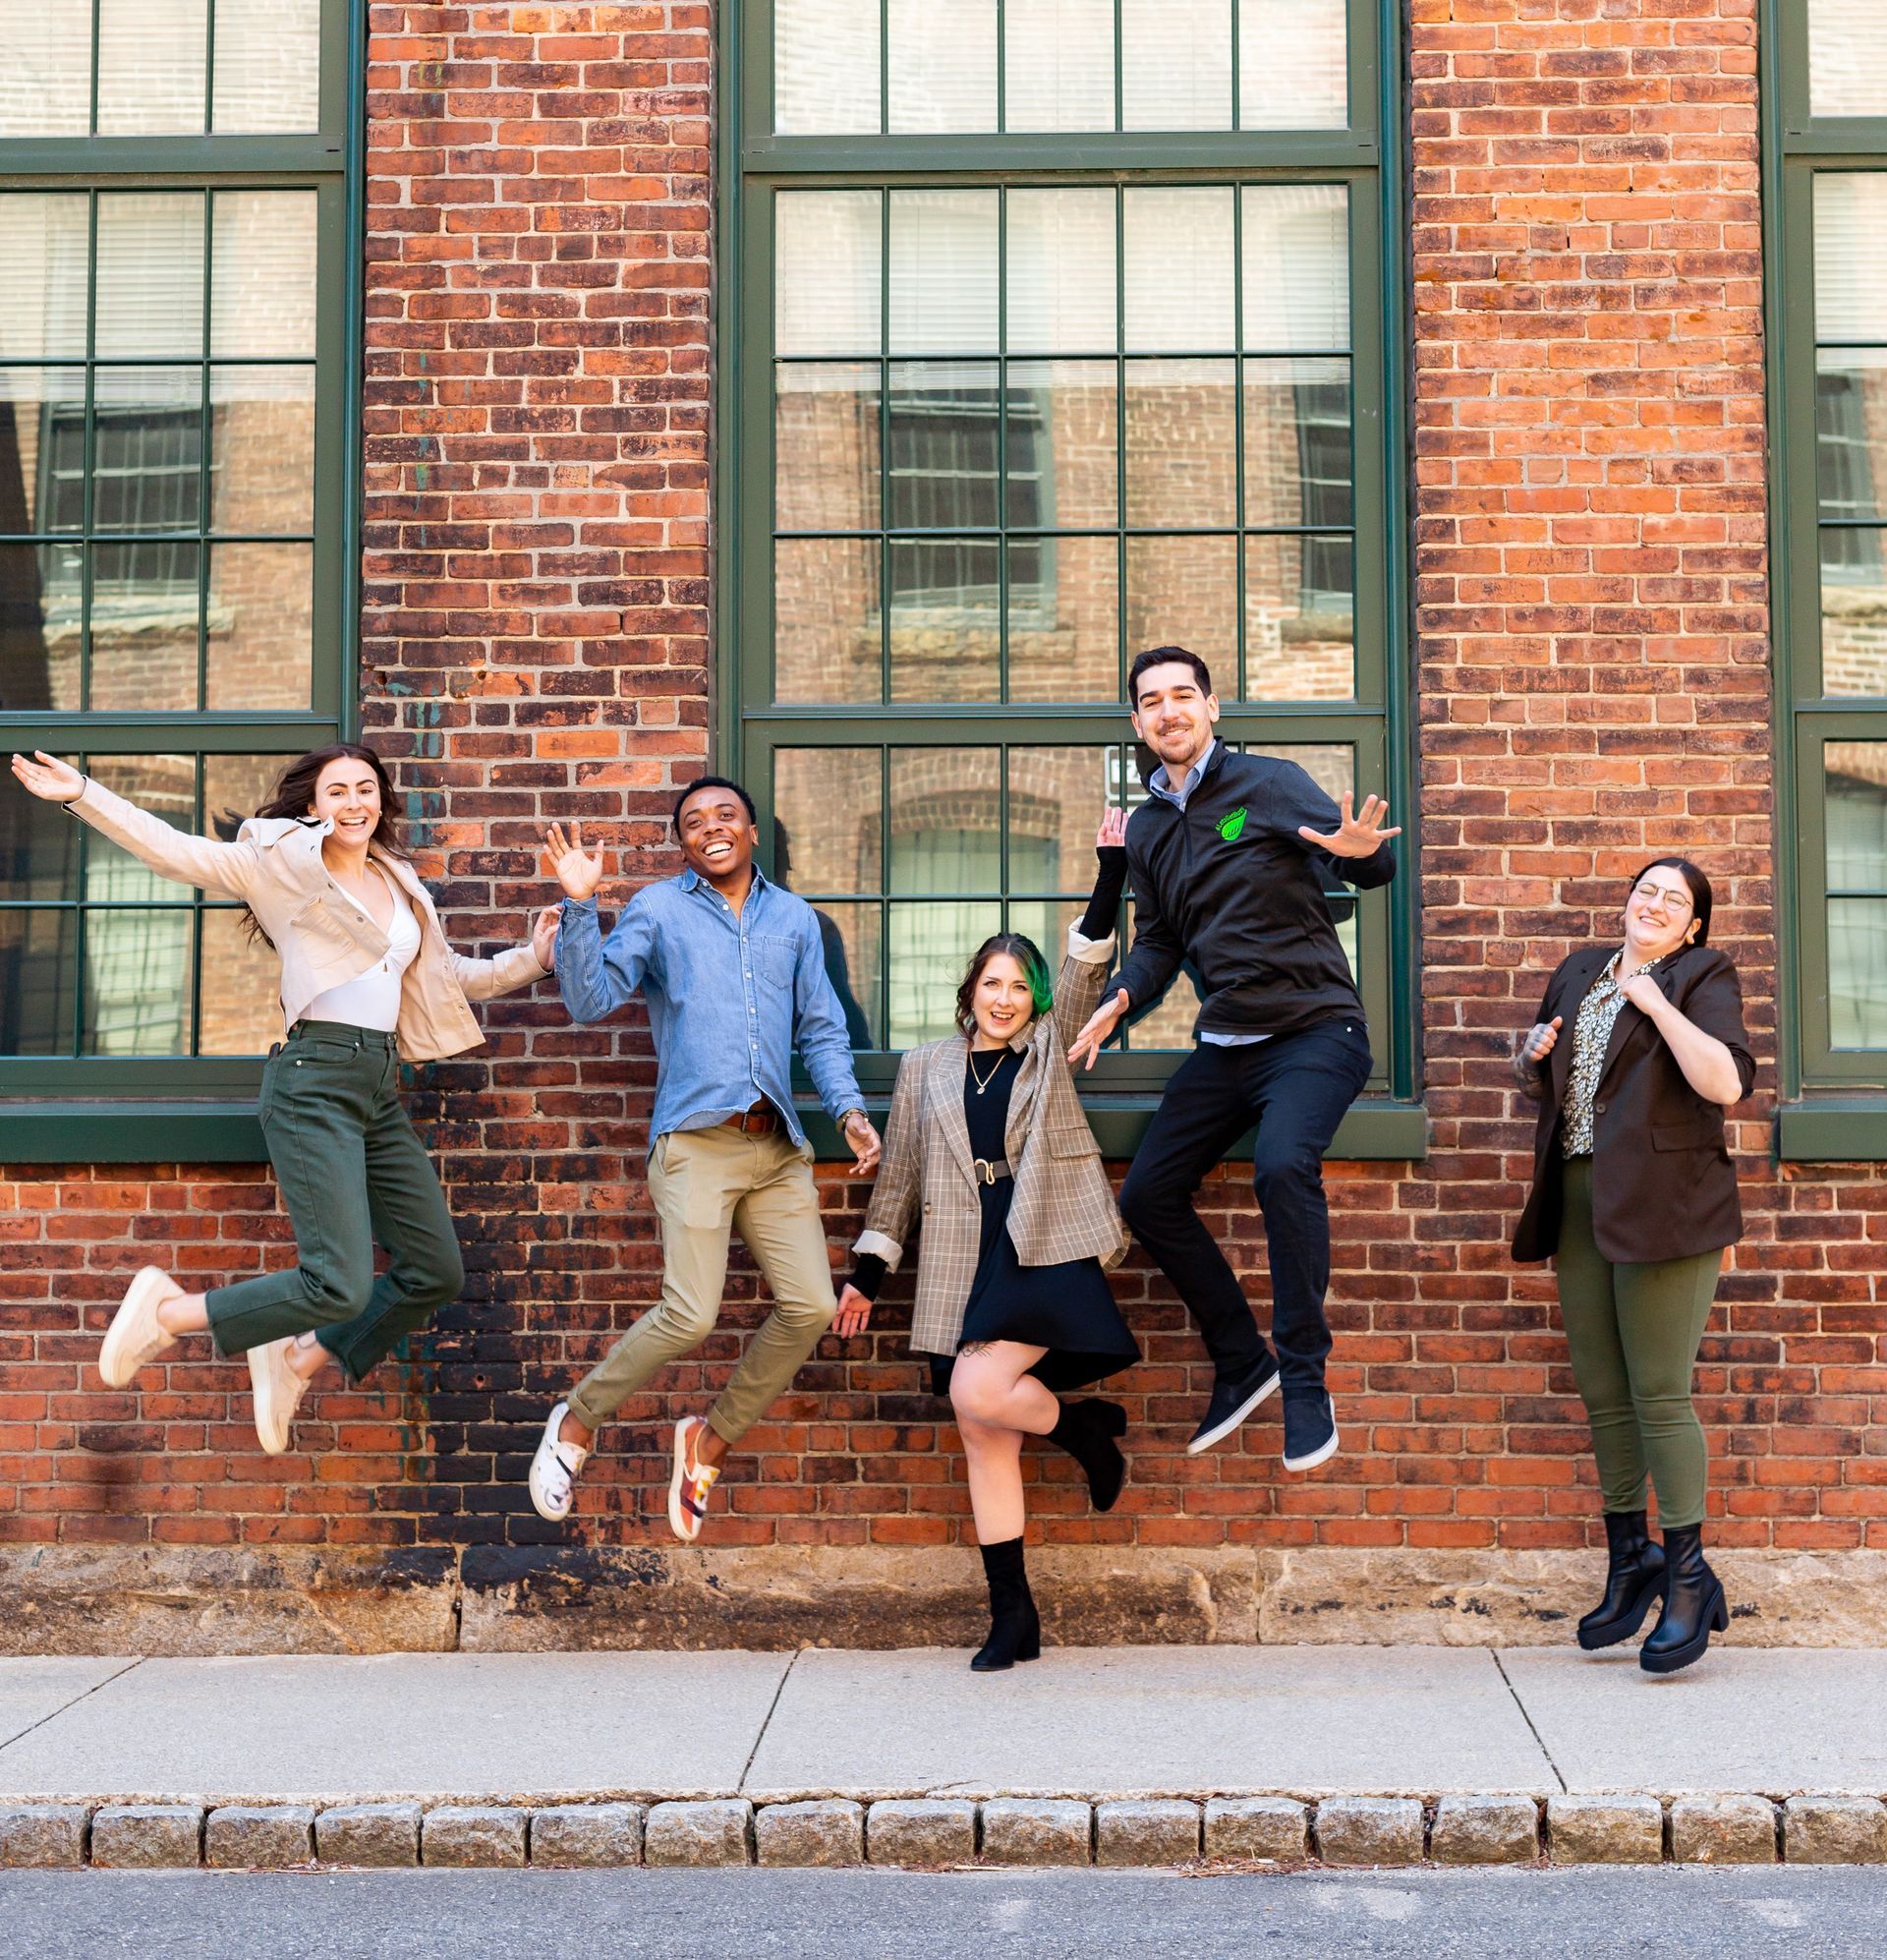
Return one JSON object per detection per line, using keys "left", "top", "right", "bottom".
{"left": 1067, "top": 647, "right": 1400, "bottom": 1471}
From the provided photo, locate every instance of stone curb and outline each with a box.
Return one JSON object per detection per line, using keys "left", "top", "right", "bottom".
{"left": 4, "top": 1794, "right": 1886, "bottom": 1870}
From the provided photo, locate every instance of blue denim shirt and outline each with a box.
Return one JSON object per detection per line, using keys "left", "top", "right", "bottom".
{"left": 555, "top": 868, "right": 865, "bottom": 1149}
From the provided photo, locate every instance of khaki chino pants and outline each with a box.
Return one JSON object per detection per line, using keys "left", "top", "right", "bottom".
{"left": 568, "top": 1124, "right": 838, "bottom": 1444}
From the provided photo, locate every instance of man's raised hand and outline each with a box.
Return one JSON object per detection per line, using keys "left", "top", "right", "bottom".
{"left": 542, "top": 821, "right": 604, "bottom": 903}
{"left": 1298, "top": 790, "right": 1402, "bottom": 859}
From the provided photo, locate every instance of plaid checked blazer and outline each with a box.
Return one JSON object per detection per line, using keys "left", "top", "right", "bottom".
{"left": 855, "top": 929, "right": 1131, "bottom": 1358}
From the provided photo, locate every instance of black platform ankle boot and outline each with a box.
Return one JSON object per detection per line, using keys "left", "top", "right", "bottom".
{"left": 970, "top": 1536, "right": 1042, "bottom": 1672}
{"left": 1048, "top": 1399, "right": 1128, "bottom": 1512}
{"left": 1639, "top": 1523, "right": 1728, "bottom": 1675}
{"left": 1577, "top": 1509, "right": 1667, "bottom": 1651}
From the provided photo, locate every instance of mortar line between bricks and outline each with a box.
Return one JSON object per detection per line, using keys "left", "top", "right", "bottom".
{"left": 0, "top": 1656, "right": 144, "bottom": 1759}
{"left": 1492, "top": 1650, "right": 1567, "bottom": 1796}
{"left": 736, "top": 1647, "right": 801, "bottom": 1796}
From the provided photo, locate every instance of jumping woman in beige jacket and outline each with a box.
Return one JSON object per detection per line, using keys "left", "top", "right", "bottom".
{"left": 10, "top": 744, "right": 554, "bottom": 1455}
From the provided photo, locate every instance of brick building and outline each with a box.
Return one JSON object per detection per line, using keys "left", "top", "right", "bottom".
{"left": 1, "top": 0, "right": 1885, "bottom": 1653}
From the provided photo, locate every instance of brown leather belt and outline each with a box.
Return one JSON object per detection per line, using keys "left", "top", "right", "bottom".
{"left": 723, "top": 1104, "right": 781, "bottom": 1135}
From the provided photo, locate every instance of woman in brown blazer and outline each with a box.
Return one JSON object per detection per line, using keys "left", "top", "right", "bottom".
{"left": 1512, "top": 857, "right": 1755, "bottom": 1675}
{"left": 836, "top": 814, "right": 1137, "bottom": 1671}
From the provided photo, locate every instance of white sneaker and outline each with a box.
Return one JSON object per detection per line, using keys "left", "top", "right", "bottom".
{"left": 529, "top": 1400, "right": 590, "bottom": 1523}
{"left": 249, "top": 1337, "right": 310, "bottom": 1456}
{"left": 100, "top": 1267, "right": 182, "bottom": 1387}
{"left": 667, "top": 1414, "right": 721, "bottom": 1544}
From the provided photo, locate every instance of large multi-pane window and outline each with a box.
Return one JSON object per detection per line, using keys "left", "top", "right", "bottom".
{"left": 1770, "top": 2, "right": 1887, "bottom": 1112}
{"left": 731, "top": 0, "right": 1412, "bottom": 1124}
{"left": 0, "top": 1, "right": 352, "bottom": 1117}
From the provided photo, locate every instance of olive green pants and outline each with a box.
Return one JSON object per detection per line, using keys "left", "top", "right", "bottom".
{"left": 204, "top": 1022, "right": 465, "bottom": 1381}
{"left": 567, "top": 1124, "right": 837, "bottom": 1446}
{"left": 1555, "top": 1155, "right": 1723, "bottom": 1530}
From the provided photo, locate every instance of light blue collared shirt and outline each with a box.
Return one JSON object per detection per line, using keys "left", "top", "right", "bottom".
{"left": 554, "top": 868, "right": 865, "bottom": 1149}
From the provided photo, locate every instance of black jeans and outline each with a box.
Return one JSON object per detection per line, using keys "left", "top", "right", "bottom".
{"left": 1117, "top": 1018, "right": 1372, "bottom": 1396}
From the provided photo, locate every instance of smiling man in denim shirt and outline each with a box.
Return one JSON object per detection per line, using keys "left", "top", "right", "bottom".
{"left": 527, "top": 777, "right": 881, "bottom": 1542}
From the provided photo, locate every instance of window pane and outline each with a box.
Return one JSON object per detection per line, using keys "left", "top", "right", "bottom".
{"left": 97, "top": 193, "right": 206, "bottom": 360}
{"left": 1244, "top": 533, "right": 1355, "bottom": 699}
{"left": 776, "top": 193, "right": 882, "bottom": 358}
{"left": 205, "top": 542, "right": 313, "bottom": 709}
{"left": 211, "top": 366, "right": 316, "bottom": 534}
{"left": 212, "top": 0, "right": 322, "bottom": 133}
{"left": 1819, "top": 351, "right": 1887, "bottom": 521}
{"left": 0, "top": 545, "right": 75, "bottom": 711}
{"left": 0, "top": 196, "right": 89, "bottom": 362}
{"left": 1242, "top": 186, "right": 1349, "bottom": 351}
{"left": 775, "top": 363, "right": 881, "bottom": 533}
{"left": 774, "top": 0, "right": 881, "bottom": 135}
{"left": 1125, "top": 534, "right": 1236, "bottom": 679}
{"left": 1243, "top": 357, "right": 1352, "bottom": 527}
{"left": 889, "top": 537, "right": 1001, "bottom": 702}
{"left": 1006, "top": 189, "right": 1115, "bottom": 356}
{"left": 88, "top": 367, "right": 204, "bottom": 535}
{"left": 1820, "top": 538, "right": 1887, "bottom": 696}
{"left": 889, "top": 191, "right": 998, "bottom": 354}
{"left": 0, "top": 909, "right": 77, "bottom": 1055}
{"left": 1121, "top": 0, "right": 1230, "bottom": 132}
{"left": 0, "top": 778, "right": 80, "bottom": 900}
{"left": 1121, "top": 900, "right": 1204, "bottom": 1046}
{"left": 211, "top": 191, "right": 318, "bottom": 358}
{"left": 810, "top": 899, "right": 882, "bottom": 1048}
{"left": 1124, "top": 188, "right": 1233, "bottom": 351}
{"left": 887, "top": 361, "right": 1000, "bottom": 528}
{"left": 775, "top": 747, "right": 883, "bottom": 894}
{"left": 889, "top": 748, "right": 1002, "bottom": 893}
{"left": 88, "top": 542, "right": 201, "bottom": 712}
{"left": 199, "top": 904, "right": 281, "bottom": 1055}
{"left": 203, "top": 751, "right": 292, "bottom": 836}
{"left": 1239, "top": 0, "right": 1346, "bottom": 129}
{"left": 1810, "top": 1, "right": 1887, "bottom": 119}
{"left": 1006, "top": 745, "right": 1114, "bottom": 893}
{"left": 1007, "top": 359, "right": 1116, "bottom": 528}
{"left": 83, "top": 755, "right": 195, "bottom": 892}
{"left": 0, "top": 367, "right": 87, "bottom": 532}
{"left": 1124, "top": 358, "right": 1236, "bottom": 527}
{"left": 1003, "top": 0, "right": 1114, "bottom": 133}
{"left": 775, "top": 536, "right": 881, "bottom": 702}
{"left": 0, "top": 3, "right": 92, "bottom": 137}
{"left": 98, "top": 0, "right": 207, "bottom": 135}
{"left": 1827, "top": 744, "right": 1887, "bottom": 1047}
{"left": 81, "top": 909, "right": 193, "bottom": 1055}
{"left": 1815, "top": 176, "right": 1887, "bottom": 343}
{"left": 887, "top": 901, "right": 991, "bottom": 1044}
{"left": 1008, "top": 536, "right": 1118, "bottom": 701}
{"left": 887, "top": 0, "right": 996, "bottom": 134}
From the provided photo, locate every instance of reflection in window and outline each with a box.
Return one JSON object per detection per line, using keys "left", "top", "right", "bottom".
{"left": 1828, "top": 752, "right": 1887, "bottom": 1049}
{"left": 1818, "top": 368, "right": 1883, "bottom": 582}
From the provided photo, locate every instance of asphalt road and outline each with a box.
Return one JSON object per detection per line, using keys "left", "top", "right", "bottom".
{"left": 6, "top": 1867, "right": 1887, "bottom": 1960}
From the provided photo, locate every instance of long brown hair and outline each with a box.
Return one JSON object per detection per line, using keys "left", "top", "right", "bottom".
{"left": 225, "top": 743, "right": 409, "bottom": 946}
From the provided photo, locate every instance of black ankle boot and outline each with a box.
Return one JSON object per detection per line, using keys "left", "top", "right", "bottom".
{"left": 1048, "top": 1399, "right": 1128, "bottom": 1512}
{"left": 1639, "top": 1523, "right": 1728, "bottom": 1675}
{"left": 970, "top": 1536, "right": 1042, "bottom": 1672}
{"left": 1577, "top": 1509, "right": 1666, "bottom": 1651}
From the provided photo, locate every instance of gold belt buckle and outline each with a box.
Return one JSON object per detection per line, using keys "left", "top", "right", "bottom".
{"left": 973, "top": 1157, "right": 998, "bottom": 1185}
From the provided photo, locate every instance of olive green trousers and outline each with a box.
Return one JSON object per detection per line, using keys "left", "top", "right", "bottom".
{"left": 1555, "top": 1155, "right": 1723, "bottom": 1530}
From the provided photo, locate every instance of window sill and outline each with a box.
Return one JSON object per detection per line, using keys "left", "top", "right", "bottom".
{"left": 803, "top": 1095, "right": 1428, "bottom": 1162}
{"left": 0, "top": 1102, "right": 264, "bottom": 1165}
{"left": 1775, "top": 1097, "right": 1887, "bottom": 1162}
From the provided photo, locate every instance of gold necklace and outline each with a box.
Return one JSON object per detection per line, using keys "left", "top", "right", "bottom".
{"left": 967, "top": 1047, "right": 1005, "bottom": 1095}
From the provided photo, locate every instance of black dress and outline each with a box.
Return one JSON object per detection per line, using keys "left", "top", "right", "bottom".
{"left": 922, "top": 1046, "right": 1141, "bottom": 1398}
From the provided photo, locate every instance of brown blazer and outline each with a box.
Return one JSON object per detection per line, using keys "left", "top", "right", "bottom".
{"left": 1511, "top": 943, "right": 1756, "bottom": 1266}
{"left": 855, "top": 934, "right": 1130, "bottom": 1356}
{"left": 67, "top": 777, "right": 547, "bottom": 1060}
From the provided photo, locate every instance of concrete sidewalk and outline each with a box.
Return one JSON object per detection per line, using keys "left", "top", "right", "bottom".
{"left": 1, "top": 1646, "right": 1884, "bottom": 1871}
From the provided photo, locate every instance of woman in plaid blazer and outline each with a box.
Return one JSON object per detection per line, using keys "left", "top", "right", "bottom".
{"left": 836, "top": 815, "right": 1138, "bottom": 1671}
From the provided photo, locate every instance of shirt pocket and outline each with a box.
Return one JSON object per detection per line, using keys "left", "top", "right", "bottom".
{"left": 754, "top": 933, "right": 798, "bottom": 989}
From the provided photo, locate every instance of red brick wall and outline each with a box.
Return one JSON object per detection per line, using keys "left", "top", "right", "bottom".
{"left": 4, "top": 1, "right": 1882, "bottom": 1566}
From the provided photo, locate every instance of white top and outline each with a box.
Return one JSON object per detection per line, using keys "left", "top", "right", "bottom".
{"left": 300, "top": 871, "right": 422, "bottom": 1032}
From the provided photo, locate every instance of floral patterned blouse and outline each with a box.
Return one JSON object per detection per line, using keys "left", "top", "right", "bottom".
{"left": 1561, "top": 950, "right": 1666, "bottom": 1159}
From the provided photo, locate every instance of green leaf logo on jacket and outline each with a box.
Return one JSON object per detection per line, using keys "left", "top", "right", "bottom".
{"left": 1216, "top": 806, "right": 1248, "bottom": 844}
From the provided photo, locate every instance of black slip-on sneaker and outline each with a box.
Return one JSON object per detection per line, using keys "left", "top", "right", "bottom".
{"left": 1282, "top": 1392, "right": 1340, "bottom": 1472}
{"left": 1185, "top": 1353, "right": 1282, "bottom": 1456}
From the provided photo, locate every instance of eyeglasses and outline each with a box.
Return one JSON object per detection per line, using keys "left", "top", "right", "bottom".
{"left": 1632, "top": 882, "right": 1693, "bottom": 913}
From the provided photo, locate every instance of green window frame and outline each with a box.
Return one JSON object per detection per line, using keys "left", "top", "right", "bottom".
{"left": 1765, "top": 1, "right": 1887, "bottom": 1155}
{"left": 0, "top": 0, "right": 363, "bottom": 1159}
{"left": 717, "top": 0, "right": 1420, "bottom": 1158}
